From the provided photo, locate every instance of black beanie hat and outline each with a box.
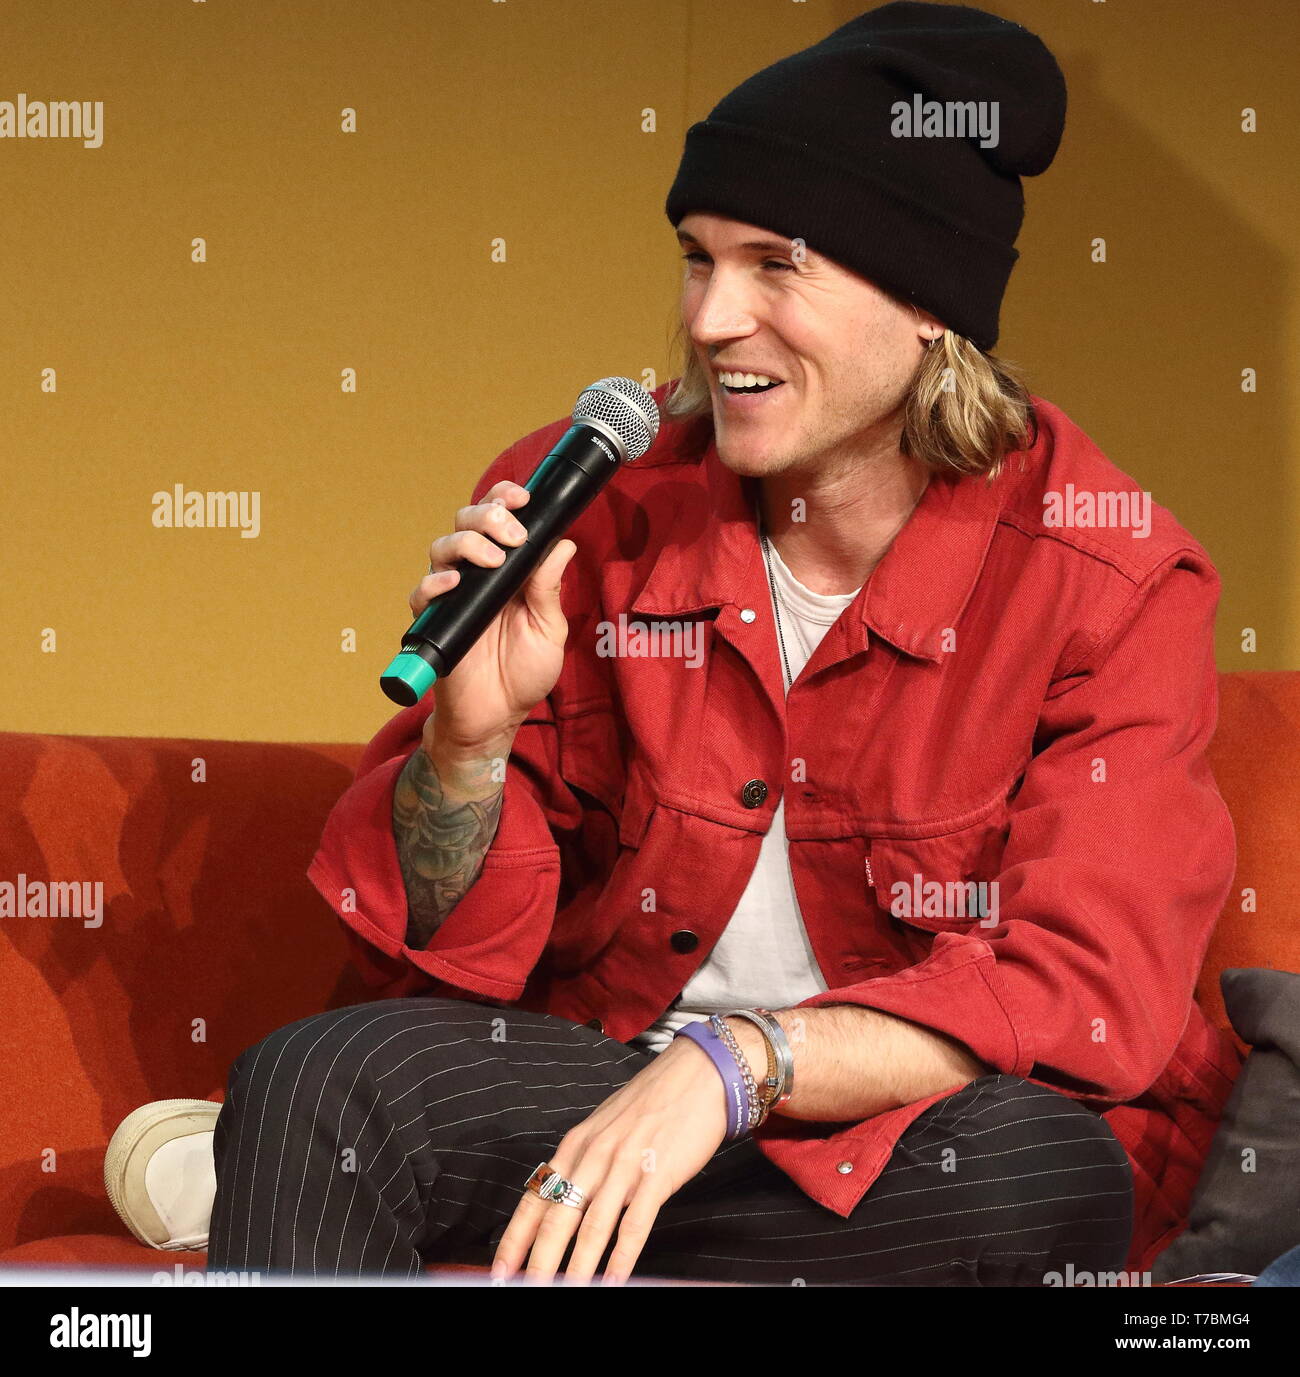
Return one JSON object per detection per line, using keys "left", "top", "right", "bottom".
{"left": 664, "top": 1, "right": 1067, "bottom": 351}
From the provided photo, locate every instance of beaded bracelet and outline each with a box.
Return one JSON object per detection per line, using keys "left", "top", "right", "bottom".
{"left": 708, "top": 1014, "right": 764, "bottom": 1129}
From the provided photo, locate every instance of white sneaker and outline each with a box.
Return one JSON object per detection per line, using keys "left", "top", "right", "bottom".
{"left": 104, "top": 1099, "right": 221, "bottom": 1250}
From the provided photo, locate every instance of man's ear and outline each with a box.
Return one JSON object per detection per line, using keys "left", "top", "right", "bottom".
{"left": 909, "top": 302, "right": 946, "bottom": 346}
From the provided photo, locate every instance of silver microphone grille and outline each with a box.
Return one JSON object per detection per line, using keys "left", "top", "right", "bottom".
{"left": 572, "top": 376, "right": 660, "bottom": 463}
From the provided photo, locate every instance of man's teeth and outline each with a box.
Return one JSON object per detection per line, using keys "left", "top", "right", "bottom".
{"left": 718, "top": 371, "right": 781, "bottom": 390}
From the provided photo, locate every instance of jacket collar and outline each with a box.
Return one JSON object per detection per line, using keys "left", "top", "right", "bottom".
{"left": 630, "top": 427, "right": 1010, "bottom": 664}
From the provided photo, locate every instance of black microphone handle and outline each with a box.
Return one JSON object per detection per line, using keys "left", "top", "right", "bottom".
{"left": 397, "top": 424, "right": 620, "bottom": 680}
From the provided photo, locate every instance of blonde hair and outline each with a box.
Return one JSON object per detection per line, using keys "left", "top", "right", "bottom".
{"left": 664, "top": 315, "right": 1036, "bottom": 482}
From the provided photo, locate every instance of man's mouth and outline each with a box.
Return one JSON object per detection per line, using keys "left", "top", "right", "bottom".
{"left": 716, "top": 370, "right": 785, "bottom": 396}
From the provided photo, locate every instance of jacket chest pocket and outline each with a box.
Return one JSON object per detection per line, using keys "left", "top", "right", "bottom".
{"left": 867, "top": 820, "right": 1007, "bottom": 934}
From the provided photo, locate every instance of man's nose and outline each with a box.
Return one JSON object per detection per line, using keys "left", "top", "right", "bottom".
{"left": 688, "top": 270, "right": 760, "bottom": 346}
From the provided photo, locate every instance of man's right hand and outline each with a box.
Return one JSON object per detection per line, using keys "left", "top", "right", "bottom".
{"left": 409, "top": 479, "right": 577, "bottom": 757}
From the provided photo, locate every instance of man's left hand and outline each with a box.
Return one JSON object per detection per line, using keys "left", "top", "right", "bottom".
{"left": 490, "top": 1033, "right": 733, "bottom": 1285}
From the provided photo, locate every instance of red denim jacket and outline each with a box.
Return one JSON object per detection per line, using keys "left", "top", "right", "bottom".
{"left": 309, "top": 384, "right": 1243, "bottom": 1272}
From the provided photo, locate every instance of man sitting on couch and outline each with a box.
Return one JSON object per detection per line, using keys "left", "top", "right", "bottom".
{"left": 110, "top": 2, "right": 1241, "bottom": 1285}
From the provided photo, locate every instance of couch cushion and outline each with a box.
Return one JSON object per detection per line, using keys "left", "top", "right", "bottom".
{"left": 0, "top": 1234, "right": 490, "bottom": 1280}
{"left": 1152, "top": 968, "right": 1300, "bottom": 1281}
{"left": 1199, "top": 673, "right": 1300, "bottom": 1039}
{"left": 0, "top": 733, "right": 372, "bottom": 1254}
{"left": 0, "top": 1234, "right": 208, "bottom": 1267}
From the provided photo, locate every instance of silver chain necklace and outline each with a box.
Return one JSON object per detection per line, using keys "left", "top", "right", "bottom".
{"left": 757, "top": 506, "right": 794, "bottom": 694}
{"left": 756, "top": 483, "right": 925, "bottom": 701}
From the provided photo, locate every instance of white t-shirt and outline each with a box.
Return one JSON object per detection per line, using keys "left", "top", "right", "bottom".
{"left": 630, "top": 536, "right": 863, "bottom": 1054}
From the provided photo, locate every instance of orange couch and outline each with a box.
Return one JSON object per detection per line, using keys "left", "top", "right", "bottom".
{"left": 2, "top": 670, "right": 1298, "bottom": 1277}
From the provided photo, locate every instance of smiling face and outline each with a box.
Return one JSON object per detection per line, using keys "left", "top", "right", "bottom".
{"left": 677, "top": 212, "right": 941, "bottom": 479}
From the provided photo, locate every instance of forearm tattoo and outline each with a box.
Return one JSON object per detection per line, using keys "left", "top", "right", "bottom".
{"left": 392, "top": 746, "right": 504, "bottom": 949}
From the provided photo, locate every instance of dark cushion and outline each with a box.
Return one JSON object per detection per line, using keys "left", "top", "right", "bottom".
{"left": 1152, "top": 968, "right": 1300, "bottom": 1281}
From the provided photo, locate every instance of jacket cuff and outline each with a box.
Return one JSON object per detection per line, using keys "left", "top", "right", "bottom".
{"left": 750, "top": 1083, "right": 964, "bottom": 1219}
{"left": 746, "top": 934, "right": 1034, "bottom": 1218}
{"left": 307, "top": 751, "right": 560, "bottom": 1003}
{"left": 793, "top": 931, "right": 1035, "bottom": 1078}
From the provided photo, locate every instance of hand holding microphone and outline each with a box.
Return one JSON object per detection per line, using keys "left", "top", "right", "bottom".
{"left": 410, "top": 481, "right": 577, "bottom": 757}
{"left": 381, "top": 378, "right": 661, "bottom": 760}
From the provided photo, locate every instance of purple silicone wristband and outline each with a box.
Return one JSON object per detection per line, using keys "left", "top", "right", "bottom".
{"left": 674, "top": 1020, "right": 750, "bottom": 1140}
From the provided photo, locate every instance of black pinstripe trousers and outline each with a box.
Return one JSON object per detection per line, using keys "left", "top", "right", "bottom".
{"left": 206, "top": 996, "right": 1134, "bottom": 1285}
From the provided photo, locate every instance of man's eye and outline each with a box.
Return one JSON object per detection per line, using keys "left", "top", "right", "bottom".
{"left": 680, "top": 252, "right": 794, "bottom": 272}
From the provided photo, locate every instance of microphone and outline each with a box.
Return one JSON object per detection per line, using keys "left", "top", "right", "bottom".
{"left": 379, "top": 376, "right": 661, "bottom": 707}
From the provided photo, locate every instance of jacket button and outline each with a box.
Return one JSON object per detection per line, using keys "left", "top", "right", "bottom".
{"left": 670, "top": 929, "right": 699, "bottom": 954}
{"left": 585, "top": 1017, "right": 605, "bottom": 1033}
{"left": 836, "top": 1161, "right": 854, "bottom": 1174}
{"left": 741, "top": 779, "right": 769, "bottom": 808}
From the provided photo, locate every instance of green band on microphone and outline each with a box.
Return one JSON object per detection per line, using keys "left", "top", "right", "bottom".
{"left": 380, "top": 652, "right": 438, "bottom": 708}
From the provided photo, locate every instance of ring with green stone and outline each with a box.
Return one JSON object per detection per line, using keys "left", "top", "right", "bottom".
{"left": 524, "top": 1161, "right": 587, "bottom": 1210}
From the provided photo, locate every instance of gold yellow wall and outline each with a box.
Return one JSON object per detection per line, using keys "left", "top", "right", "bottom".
{"left": 3, "top": 0, "right": 1295, "bottom": 744}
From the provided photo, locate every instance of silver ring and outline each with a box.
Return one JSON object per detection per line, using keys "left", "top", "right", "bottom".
{"left": 524, "top": 1161, "right": 586, "bottom": 1210}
